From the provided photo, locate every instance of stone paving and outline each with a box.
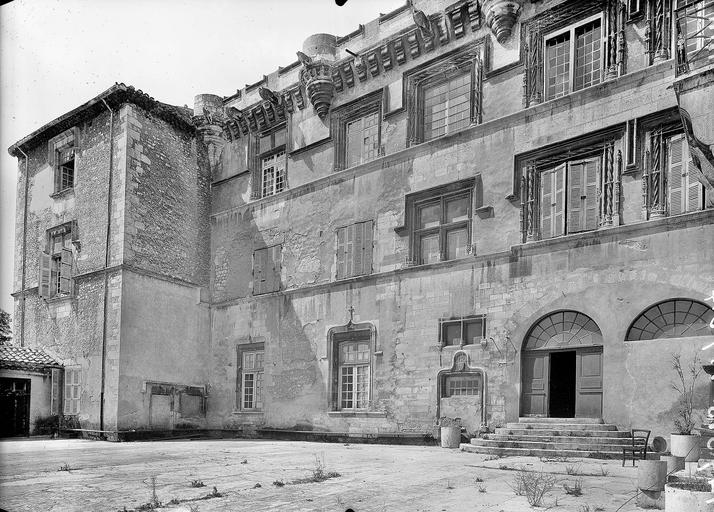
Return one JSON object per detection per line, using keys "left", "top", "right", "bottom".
{"left": 0, "top": 438, "right": 646, "bottom": 511}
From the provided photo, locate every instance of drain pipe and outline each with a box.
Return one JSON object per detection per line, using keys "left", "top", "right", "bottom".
{"left": 99, "top": 98, "right": 115, "bottom": 433}
{"left": 16, "top": 147, "right": 30, "bottom": 347}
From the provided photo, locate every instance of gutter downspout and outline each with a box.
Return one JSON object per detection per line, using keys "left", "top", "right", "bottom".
{"left": 99, "top": 98, "right": 114, "bottom": 434}
{"left": 16, "top": 148, "right": 29, "bottom": 347}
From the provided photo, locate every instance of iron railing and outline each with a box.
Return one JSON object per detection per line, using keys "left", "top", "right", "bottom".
{"left": 676, "top": 0, "right": 714, "bottom": 75}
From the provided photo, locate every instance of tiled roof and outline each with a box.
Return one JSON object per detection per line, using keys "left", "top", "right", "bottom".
{"left": 0, "top": 344, "right": 62, "bottom": 372}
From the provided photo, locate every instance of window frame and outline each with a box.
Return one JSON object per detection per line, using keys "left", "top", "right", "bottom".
{"left": 328, "top": 324, "right": 375, "bottom": 412}
{"left": 419, "top": 67, "right": 474, "bottom": 142}
{"left": 335, "top": 220, "right": 374, "bottom": 280}
{"left": 663, "top": 131, "right": 706, "bottom": 215}
{"left": 440, "top": 315, "right": 487, "bottom": 347}
{"left": 63, "top": 367, "right": 81, "bottom": 416}
{"left": 337, "top": 340, "right": 371, "bottom": 410}
{"left": 40, "top": 222, "right": 76, "bottom": 300}
{"left": 411, "top": 189, "right": 473, "bottom": 265}
{"left": 258, "top": 124, "right": 287, "bottom": 198}
{"left": 236, "top": 343, "right": 265, "bottom": 412}
{"left": 443, "top": 373, "right": 482, "bottom": 397}
{"left": 252, "top": 244, "right": 282, "bottom": 295}
{"left": 331, "top": 90, "right": 383, "bottom": 172}
{"left": 48, "top": 128, "right": 79, "bottom": 196}
{"left": 543, "top": 13, "right": 605, "bottom": 101}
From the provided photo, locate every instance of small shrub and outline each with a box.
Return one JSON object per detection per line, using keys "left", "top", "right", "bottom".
{"left": 190, "top": 480, "right": 205, "bottom": 488}
{"left": 499, "top": 464, "right": 509, "bottom": 470}
{"left": 599, "top": 465, "right": 609, "bottom": 477}
{"left": 477, "top": 484, "right": 487, "bottom": 493}
{"left": 168, "top": 498, "right": 180, "bottom": 505}
{"left": 510, "top": 468, "right": 556, "bottom": 507}
{"left": 484, "top": 454, "right": 501, "bottom": 461}
{"left": 273, "top": 480, "right": 285, "bottom": 487}
{"left": 565, "top": 464, "right": 581, "bottom": 476}
{"left": 446, "top": 480, "right": 454, "bottom": 490}
{"left": 240, "top": 459, "right": 248, "bottom": 464}
{"left": 253, "top": 483, "right": 261, "bottom": 488}
{"left": 563, "top": 478, "right": 583, "bottom": 497}
{"left": 206, "top": 486, "right": 221, "bottom": 498}
{"left": 475, "top": 476, "right": 484, "bottom": 483}
{"left": 58, "top": 463, "right": 71, "bottom": 472}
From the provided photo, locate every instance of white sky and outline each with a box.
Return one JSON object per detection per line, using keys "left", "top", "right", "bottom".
{"left": 0, "top": 0, "right": 404, "bottom": 317}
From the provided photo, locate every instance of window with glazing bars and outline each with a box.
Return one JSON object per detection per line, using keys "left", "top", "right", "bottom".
{"left": 414, "top": 191, "right": 471, "bottom": 264}
{"left": 545, "top": 15, "right": 602, "bottom": 100}
{"left": 444, "top": 374, "right": 480, "bottom": 397}
{"left": 241, "top": 351, "right": 264, "bottom": 410}
{"left": 422, "top": 71, "right": 471, "bottom": 141}
{"left": 441, "top": 316, "right": 486, "bottom": 346}
{"left": 57, "top": 147, "right": 75, "bottom": 191}
{"left": 346, "top": 112, "right": 380, "bottom": 168}
{"left": 63, "top": 368, "right": 81, "bottom": 415}
{"left": 338, "top": 341, "right": 370, "bottom": 409}
{"left": 259, "top": 127, "right": 286, "bottom": 198}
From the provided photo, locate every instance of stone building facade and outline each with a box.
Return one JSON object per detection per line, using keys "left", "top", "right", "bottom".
{"left": 7, "top": 0, "right": 714, "bottom": 442}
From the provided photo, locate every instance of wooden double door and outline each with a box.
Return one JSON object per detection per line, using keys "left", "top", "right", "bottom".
{"left": 521, "top": 347, "right": 603, "bottom": 418}
{"left": 0, "top": 378, "right": 31, "bottom": 437}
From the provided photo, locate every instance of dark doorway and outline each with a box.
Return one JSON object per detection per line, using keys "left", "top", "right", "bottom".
{"left": 0, "top": 378, "right": 31, "bottom": 437}
{"left": 548, "top": 351, "right": 576, "bottom": 418}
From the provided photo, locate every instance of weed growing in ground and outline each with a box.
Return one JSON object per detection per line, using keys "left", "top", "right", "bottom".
{"left": 579, "top": 505, "right": 605, "bottom": 512}
{"left": 240, "top": 459, "right": 248, "bottom": 464}
{"left": 498, "top": 464, "right": 510, "bottom": 470}
{"left": 565, "top": 464, "right": 581, "bottom": 476}
{"left": 168, "top": 498, "right": 180, "bottom": 505}
{"left": 475, "top": 476, "right": 484, "bottom": 483}
{"left": 206, "top": 487, "right": 222, "bottom": 499}
{"left": 253, "top": 483, "right": 261, "bottom": 488}
{"left": 477, "top": 484, "right": 487, "bottom": 493}
{"left": 484, "top": 454, "right": 501, "bottom": 461}
{"left": 190, "top": 480, "right": 205, "bottom": 488}
{"left": 58, "top": 463, "right": 71, "bottom": 472}
{"left": 290, "top": 453, "right": 342, "bottom": 485}
{"left": 599, "top": 465, "right": 609, "bottom": 477}
{"left": 273, "top": 480, "right": 285, "bottom": 487}
{"left": 187, "top": 505, "right": 200, "bottom": 512}
{"left": 446, "top": 480, "right": 454, "bottom": 490}
{"left": 509, "top": 467, "right": 556, "bottom": 507}
{"left": 563, "top": 478, "right": 583, "bottom": 496}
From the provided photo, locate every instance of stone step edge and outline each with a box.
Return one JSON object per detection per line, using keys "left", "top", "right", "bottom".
{"left": 469, "top": 441, "right": 632, "bottom": 451}
{"left": 504, "top": 424, "right": 619, "bottom": 430}
{"left": 483, "top": 435, "right": 633, "bottom": 443}
{"left": 460, "top": 444, "right": 623, "bottom": 459}
{"left": 518, "top": 417, "right": 604, "bottom": 424}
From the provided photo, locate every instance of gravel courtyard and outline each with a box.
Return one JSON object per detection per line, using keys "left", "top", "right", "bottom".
{"left": 0, "top": 438, "right": 646, "bottom": 511}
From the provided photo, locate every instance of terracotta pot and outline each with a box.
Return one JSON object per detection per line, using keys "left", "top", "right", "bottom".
{"left": 670, "top": 434, "right": 701, "bottom": 462}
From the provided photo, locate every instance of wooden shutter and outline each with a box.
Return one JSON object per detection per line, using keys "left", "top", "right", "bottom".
{"left": 51, "top": 368, "right": 61, "bottom": 415}
{"left": 540, "top": 169, "right": 553, "bottom": 239}
{"left": 59, "top": 247, "right": 73, "bottom": 295}
{"left": 583, "top": 158, "right": 600, "bottom": 230}
{"left": 353, "top": 221, "right": 364, "bottom": 276}
{"left": 567, "top": 163, "right": 584, "bottom": 233}
{"left": 668, "top": 134, "right": 685, "bottom": 215}
{"left": 552, "top": 164, "right": 565, "bottom": 237}
{"left": 360, "top": 220, "right": 374, "bottom": 276}
{"left": 684, "top": 144, "right": 703, "bottom": 212}
{"left": 248, "top": 135, "right": 261, "bottom": 199}
{"left": 63, "top": 369, "right": 73, "bottom": 415}
{"left": 269, "top": 245, "right": 281, "bottom": 292}
{"left": 345, "top": 224, "right": 355, "bottom": 277}
{"left": 346, "top": 118, "right": 362, "bottom": 168}
{"left": 39, "top": 252, "right": 52, "bottom": 298}
{"left": 253, "top": 248, "right": 266, "bottom": 295}
{"left": 336, "top": 227, "right": 347, "bottom": 279}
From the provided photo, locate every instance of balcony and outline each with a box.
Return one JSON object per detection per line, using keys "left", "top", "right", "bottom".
{"left": 675, "top": 0, "right": 714, "bottom": 76}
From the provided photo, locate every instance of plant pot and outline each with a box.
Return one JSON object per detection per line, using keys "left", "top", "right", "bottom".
{"left": 661, "top": 455, "right": 685, "bottom": 474}
{"left": 665, "top": 481, "right": 714, "bottom": 512}
{"left": 440, "top": 426, "right": 461, "bottom": 448}
{"left": 670, "top": 434, "right": 701, "bottom": 462}
{"left": 638, "top": 460, "right": 668, "bottom": 492}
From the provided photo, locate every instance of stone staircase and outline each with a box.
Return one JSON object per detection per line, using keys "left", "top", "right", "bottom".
{"left": 461, "top": 417, "right": 631, "bottom": 459}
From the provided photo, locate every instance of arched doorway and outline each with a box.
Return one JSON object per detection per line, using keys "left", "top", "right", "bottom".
{"left": 521, "top": 311, "right": 603, "bottom": 418}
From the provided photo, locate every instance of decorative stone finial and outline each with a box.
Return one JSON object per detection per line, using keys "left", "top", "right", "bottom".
{"left": 193, "top": 94, "right": 227, "bottom": 170}
{"left": 299, "top": 34, "right": 337, "bottom": 120}
{"left": 482, "top": 0, "right": 523, "bottom": 44}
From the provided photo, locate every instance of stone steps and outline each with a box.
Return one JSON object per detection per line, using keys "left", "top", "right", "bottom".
{"left": 463, "top": 418, "right": 632, "bottom": 460}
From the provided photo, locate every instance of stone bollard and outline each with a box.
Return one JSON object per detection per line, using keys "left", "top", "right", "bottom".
{"left": 440, "top": 426, "right": 461, "bottom": 448}
{"left": 638, "top": 460, "right": 668, "bottom": 492}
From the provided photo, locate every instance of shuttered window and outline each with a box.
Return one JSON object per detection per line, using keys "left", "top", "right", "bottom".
{"left": 51, "top": 368, "right": 61, "bottom": 415}
{"left": 336, "top": 220, "right": 374, "bottom": 280}
{"left": 540, "top": 156, "right": 599, "bottom": 239}
{"left": 40, "top": 227, "right": 75, "bottom": 299}
{"left": 253, "top": 245, "right": 281, "bottom": 295}
{"left": 667, "top": 133, "right": 704, "bottom": 215}
{"left": 346, "top": 112, "right": 380, "bottom": 168}
{"left": 63, "top": 368, "right": 81, "bottom": 415}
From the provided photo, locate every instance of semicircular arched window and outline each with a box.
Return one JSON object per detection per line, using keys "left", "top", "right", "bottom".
{"left": 626, "top": 299, "right": 714, "bottom": 341}
{"left": 523, "top": 310, "right": 603, "bottom": 351}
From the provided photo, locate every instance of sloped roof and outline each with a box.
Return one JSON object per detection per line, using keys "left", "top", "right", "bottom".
{"left": 0, "top": 344, "right": 62, "bottom": 372}
{"left": 8, "top": 82, "right": 195, "bottom": 158}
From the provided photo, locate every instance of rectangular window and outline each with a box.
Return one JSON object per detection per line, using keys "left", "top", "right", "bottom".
{"left": 259, "top": 127, "right": 287, "bottom": 198}
{"left": 544, "top": 15, "right": 603, "bottom": 100}
{"left": 39, "top": 224, "right": 75, "bottom": 299}
{"left": 253, "top": 245, "right": 281, "bottom": 295}
{"left": 445, "top": 374, "right": 481, "bottom": 397}
{"left": 422, "top": 71, "right": 471, "bottom": 141}
{"left": 666, "top": 133, "right": 705, "bottom": 215}
{"left": 679, "top": 1, "right": 714, "bottom": 72}
{"left": 346, "top": 112, "right": 380, "bottom": 168}
{"left": 440, "top": 316, "right": 486, "bottom": 346}
{"left": 49, "top": 128, "right": 79, "bottom": 194}
{"left": 338, "top": 341, "right": 370, "bottom": 409}
{"left": 63, "top": 368, "right": 80, "bottom": 415}
{"left": 241, "top": 350, "right": 264, "bottom": 410}
{"left": 413, "top": 191, "right": 471, "bottom": 265}
{"left": 336, "top": 220, "right": 373, "bottom": 280}
{"left": 540, "top": 156, "right": 599, "bottom": 239}
{"left": 57, "top": 148, "right": 75, "bottom": 191}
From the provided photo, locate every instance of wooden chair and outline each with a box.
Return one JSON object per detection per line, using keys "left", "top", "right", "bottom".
{"left": 622, "top": 429, "right": 650, "bottom": 466}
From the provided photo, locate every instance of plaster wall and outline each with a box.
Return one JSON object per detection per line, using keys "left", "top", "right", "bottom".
{"left": 0, "top": 369, "right": 53, "bottom": 434}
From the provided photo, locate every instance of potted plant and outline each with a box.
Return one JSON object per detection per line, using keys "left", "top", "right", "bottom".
{"left": 670, "top": 353, "right": 703, "bottom": 463}
{"left": 439, "top": 417, "right": 462, "bottom": 448}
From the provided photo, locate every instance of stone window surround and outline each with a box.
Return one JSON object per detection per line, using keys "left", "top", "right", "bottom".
{"left": 326, "top": 322, "right": 379, "bottom": 413}
{"left": 235, "top": 342, "right": 265, "bottom": 413}
{"left": 404, "top": 41, "right": 484, "bottom": 147}
{"left": 249, "top": 123, "right": 289, "bottom": 200}
{"left": 330, "top": 89, "right": 383, "bottom": 173}
{"left": 47, "top": 127, "right": 80, "bottom": 197}
{"left": 40, "top": 221, "right": 78, "bottom": 301}
{"left": 436, "top": 350, "right": 488, "bottom": 427}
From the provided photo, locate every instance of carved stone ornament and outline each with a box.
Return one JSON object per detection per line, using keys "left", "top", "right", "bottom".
{"left": 299, "top": 61, "right": 335, "bottom": 119}
{"left": 482, "top": 0, "right": 523, "bottom": 44}
{"left": 193, "top": 94, "right": 227, "bottom": 170}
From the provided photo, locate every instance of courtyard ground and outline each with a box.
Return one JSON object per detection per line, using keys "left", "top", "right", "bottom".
{"left": 0, "top": 438, "right": 648, "bottom": 511}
